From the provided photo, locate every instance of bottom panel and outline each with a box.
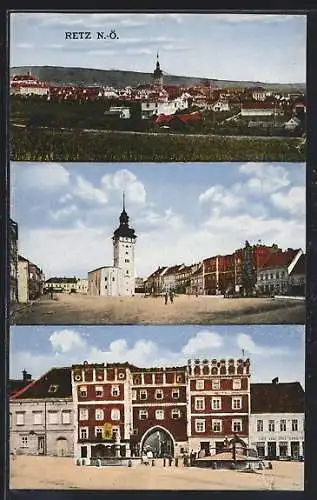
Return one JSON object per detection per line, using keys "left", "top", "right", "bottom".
{"left": 9, "top": 324, "right": 304, "bottom": 491}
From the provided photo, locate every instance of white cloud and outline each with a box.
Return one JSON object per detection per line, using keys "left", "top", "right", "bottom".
{"left": 182, "top": 330, "right": 223, "bottom": 356}
{"left": 239, "top": 163, "right": 290, "bottom": 194}
{"left": 101, "top": 169, "right": 146, "bottom": 204}
{"left": 49, "top": 329, "right": 86, "bottom": 353}
{"left": 49, "top": 204, "right": 78, "bottom": 221}
{"left": 199, "top": 185, "right": 244, "bottom": 211}
{"left": 236, "top": 333, "right": 290, "bottom": 356}
{"left": 12, "top": 163, "right": 70, "bottom": 192}
{"left": 270, "top": 186, "right": 305, "bottom": 216}
{"left": 74, "top": 176, "right": 108, "bottom": 205}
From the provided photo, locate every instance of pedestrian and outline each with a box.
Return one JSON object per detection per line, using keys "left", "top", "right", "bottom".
{"left": 169, "top": 290, "right": 174, "bottom": 304}
{"left": 164, "top": 292, "right": 168, "bottom": 305}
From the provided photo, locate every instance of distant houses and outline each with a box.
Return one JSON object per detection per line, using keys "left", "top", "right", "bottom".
{"left": 144, "top": 243, "right": 306, "bottom": 298}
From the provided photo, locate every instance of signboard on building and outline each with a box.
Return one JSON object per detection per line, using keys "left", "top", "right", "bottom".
{"left": 103, "top": 423, "right": 113, "bottom": 440}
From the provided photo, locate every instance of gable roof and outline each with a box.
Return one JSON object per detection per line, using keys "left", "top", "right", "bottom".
{"left": 290, "top": 254, "right": 306, "bottom": 276}
{"left": 251, "top": 382, "right": 304, "bottom": 413}
{"left": 259, "top": 249, "right": 300, "bottom": 270}
{"left": 11, "top": 367, "right": 72, "bottom": 400}
{"left": 9, "top": 379, "right": 34, "bottom": 396}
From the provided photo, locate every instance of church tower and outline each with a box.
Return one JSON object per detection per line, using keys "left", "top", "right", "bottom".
{"left": 112, "top": 193, "right": 137, "bottom": 296}
{"left": 153, "top": 52, "right": 163, "bottom": 89}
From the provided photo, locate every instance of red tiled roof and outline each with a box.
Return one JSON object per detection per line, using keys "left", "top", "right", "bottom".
{"left": 259, "top": 249, "right": 300, "bottom": 270}
{"left": 251, "top": 382, "right": 304, "bottom": 413}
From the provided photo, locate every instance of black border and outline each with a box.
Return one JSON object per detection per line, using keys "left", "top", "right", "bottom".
{"left": 1, "top": 5, "right": 317, "bottom": 500}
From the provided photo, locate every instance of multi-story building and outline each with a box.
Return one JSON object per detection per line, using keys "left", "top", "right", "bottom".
{"left": 144, "top": 267, "right": 168, "bottom": 295}
{"left": 256, "top": 248, "right": 303, "bottom": 295}
{"left": 72, "top": 362, "right": 133, "bottom": 462}
{"left": 44, "top": 277, "right": 78, "bottom": 294}
{"left": 9, "top": 218, "right": 18, "bottom": 303}
{"left": 161, "top": 265, "right": 185, "bottom": 292}
{"left": 203, "top": 255, "right": 235, "bottom": 295}
{"left": 17, "top": 255, "right": 44, "bottom": 303}
{"left": 10, "top": 367, "right": 74, "bottom": 457}
{"left": 187, "top": 358, "right": 251, "bottom": 455}
{"left": 88, "top": 195, "right": 137, "bottom": 297}
{"left": 249, "top": 379, "right": 305, "bottom": 460}
{"left": 131, "top": 365, "right": 188, "bottom": 458}
{"left": 175, "top": 264, "right": 197, "bottom": 294}
{"left": 190, "top": 262, "right": 204, "bottom": 295}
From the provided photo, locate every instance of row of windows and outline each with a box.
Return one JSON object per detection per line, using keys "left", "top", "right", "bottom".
{"left": 138, "top": 409, "right": 181, "bottom": 420}
{"left": 133, "top": 375, "right": 184, "bottom": 385}
{"left": 79, "top": 385, "right": 120, "bottom": 398}
{"left": 79, "top": 425, "right": 120, "bottom": 440}
{"left": 195, "top": 379, "right": 242, "bottom": 390}
{"left": 257, "top": 419, "right": 299, "bottom": 432}
{"left": 195, "top": 418, "right": 243, "bottom": 433}
{"left": 133, "top": 388, "right": 180, "bottom": 401}
{"left": 259, "top": 271, "right": 286, "bottom": 281}
{"left": 194, "top": 396, "right": 242, "bottom": 411}
{"left": 14, "top": 411, "right": 71, "bottom": 426}
{"left": 79, "top": 408, "right": 121, "bottom": 421}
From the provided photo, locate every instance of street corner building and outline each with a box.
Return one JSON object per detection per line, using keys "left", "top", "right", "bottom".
{"left": 88, "top": 194, "right": 137, "bottom": 297}
{"left": 10, "top": 367, "right": 74, "bottom": 457}
{"left": 249, "top": 379, "right": 305, "bottom": 460}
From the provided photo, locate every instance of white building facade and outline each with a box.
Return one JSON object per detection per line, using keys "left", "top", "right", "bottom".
{"left": 10, "top": 368, "right": 74, "bottom": 457}
{"left": 249, "top": 381, "right": 304, "bottom": 461}
{"left": 249, "top": 412, "right": 304, "bottom": 460}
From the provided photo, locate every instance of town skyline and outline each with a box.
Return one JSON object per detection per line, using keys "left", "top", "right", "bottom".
{"left": 10, "top": 325, "right": 305, "bottom": 386}
{"left": 10, "top": 13, "right": 306, "bottom": 83}
{"left": 11, "top": 162, "right": 305, "bottom": 279}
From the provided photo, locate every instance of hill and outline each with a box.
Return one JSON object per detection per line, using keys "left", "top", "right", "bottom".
{"left": 10, "top": 66, "right": 306, "bottom": 92}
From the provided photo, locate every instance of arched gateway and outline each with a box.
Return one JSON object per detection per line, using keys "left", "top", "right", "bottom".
{"left": 141, "top": 427, "right": 175, "bottom": 458}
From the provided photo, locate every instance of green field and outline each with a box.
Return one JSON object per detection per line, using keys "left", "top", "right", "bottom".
{"left": 10, "top": 127, "right": 306, "bottom": 162}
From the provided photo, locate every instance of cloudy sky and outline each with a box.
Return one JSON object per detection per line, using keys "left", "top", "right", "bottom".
{"left": 10, "top": 13, "right": 306, "bottom": 83}
{"left": 11, "top": 162, "right": 305, "bottom": 280}
{"left": 10, "top": 325, "right": 305, "bottom": 386}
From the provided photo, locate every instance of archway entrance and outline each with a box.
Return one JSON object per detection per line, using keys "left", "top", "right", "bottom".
{"left": 56, "top": 437, "right": 69, "bottom": 457}
{"left": 142, "top": 428, "right": 174, "bottom": 458}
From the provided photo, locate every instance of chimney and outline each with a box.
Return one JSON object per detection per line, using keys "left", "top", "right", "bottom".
{"left": 272, "top": 377, "right": 279, "bottom": 385}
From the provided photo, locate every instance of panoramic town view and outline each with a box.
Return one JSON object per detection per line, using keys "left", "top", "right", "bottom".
{"left": 9, "top": 325, "right": 305, "bottom": 490}
{"left": 10, "top": 13, "right": 306, "bottom": 161}
{"left": 10, "top": 162, "right": 305, "bottom": 325}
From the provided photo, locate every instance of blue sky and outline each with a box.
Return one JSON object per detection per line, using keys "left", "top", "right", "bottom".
{"left": 10, "top": 162, "right": 306, "bottom": 280}
{"left": 10, "top": 13, "right": 306, "bottom": 83}
{"left": 10, "top": 325, "right": 305, "bottom": 386}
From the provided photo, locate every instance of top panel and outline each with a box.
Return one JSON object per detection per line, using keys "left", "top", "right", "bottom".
{"left": 9, "top": 12, "right": 306, "bottom": 162}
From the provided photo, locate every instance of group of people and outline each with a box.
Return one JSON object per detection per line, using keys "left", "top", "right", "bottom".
{"left": 164, "top": 291, "right": 175, "bottom": 305}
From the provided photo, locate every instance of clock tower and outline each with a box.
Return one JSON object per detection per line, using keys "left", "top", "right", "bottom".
{"left": 112, "top": 193, "right": 137, "bottom": 296}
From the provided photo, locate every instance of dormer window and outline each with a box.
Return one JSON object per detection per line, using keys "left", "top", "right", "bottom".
{"left": 48, "top": 385, "right": 59, "bottom": 393}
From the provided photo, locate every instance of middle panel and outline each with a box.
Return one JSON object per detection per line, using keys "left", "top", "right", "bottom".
{"left": 10, "top": 161, "right": 305, "bottom": 325}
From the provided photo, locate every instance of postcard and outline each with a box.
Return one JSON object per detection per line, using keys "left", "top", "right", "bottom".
{"left": 9, "top": 324, "right": 305, "bottom": 491}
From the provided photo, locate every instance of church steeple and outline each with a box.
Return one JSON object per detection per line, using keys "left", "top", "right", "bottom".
{"left": 153, "top": 52, "right": 163, "bottom": 89}
{"left": 113, "top": 193, "right": 136, "bottom": 240}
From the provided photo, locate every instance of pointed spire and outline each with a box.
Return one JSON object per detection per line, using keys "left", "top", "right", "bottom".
{"left": 123, "top": 191, "right": 125, "bottom": 211}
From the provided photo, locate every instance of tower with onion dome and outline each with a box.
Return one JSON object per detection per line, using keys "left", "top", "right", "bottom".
{"left": 153, "top": 52, "right": 163, "bottom": 89}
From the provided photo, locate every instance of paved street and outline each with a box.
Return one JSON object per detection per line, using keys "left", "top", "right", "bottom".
{"left": 10, "top": 455, "right": 304, "bottom": 490}
{"left": 11, "top": 294, "right": 305, "bottom": 325}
